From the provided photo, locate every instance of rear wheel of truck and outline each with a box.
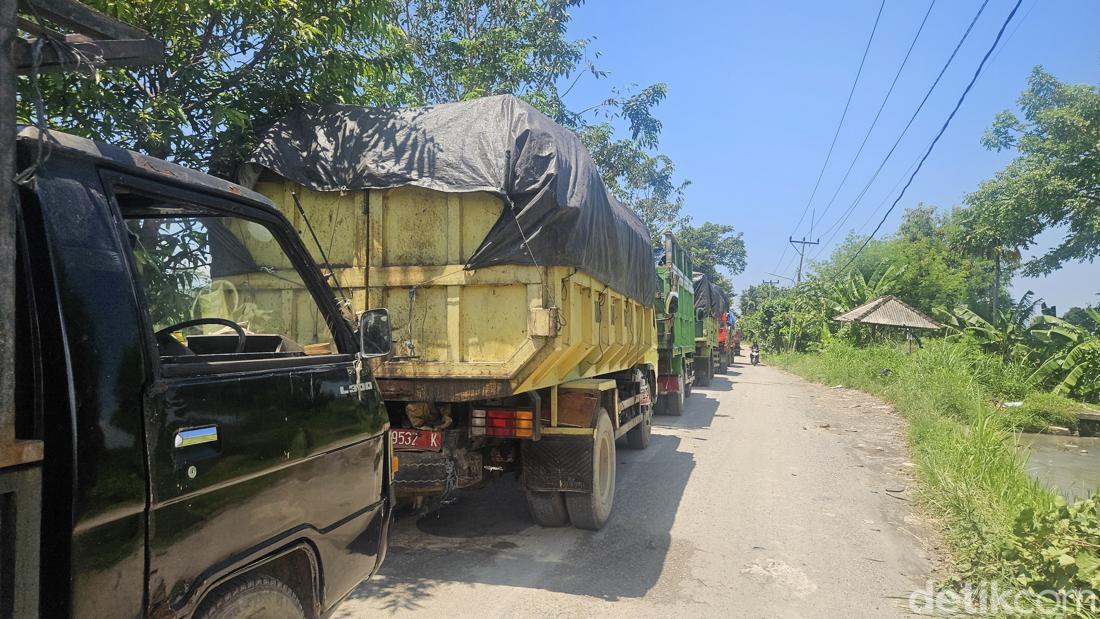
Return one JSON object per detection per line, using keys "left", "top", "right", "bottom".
{"left": 625, "top": 398, "right": 652, "bottom": 450}
{"left": 565, "top": 410, "right": 616, "bottom": 530}
{"left": 696, "top": 358, "right": 711, "bottom": 387}
{"left": 524, "top": 490, "right": 570, "bottom": 527}
{"left": 665, "top": 371, "right": 685, "bottom": 416}
{"left": 683, "top": 366, "right": 693, "bottom": 399}
{"left": 196, "top": 575, "right": 305, "bottom": 619}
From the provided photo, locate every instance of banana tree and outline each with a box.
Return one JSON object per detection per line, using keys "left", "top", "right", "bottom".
{"left": 827, "top": 263, "right": 903, "bottom": 313}
{"left": 824, "top": 264, "right": 904, "bottom": 346}
{"left": 1030, "top": 311, "right": 1100, "bottom": 402}
{"left": 936, "top": 291, "right": 1043, "bottom": 362}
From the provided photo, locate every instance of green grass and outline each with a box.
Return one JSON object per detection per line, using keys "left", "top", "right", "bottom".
{"left": 774, "top": 340, "right": 1100, "bottom": 614}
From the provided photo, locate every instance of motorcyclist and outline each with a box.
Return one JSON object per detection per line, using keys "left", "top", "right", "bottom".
{"left": 750, "top": 342, "right": 760, "bottom": 365}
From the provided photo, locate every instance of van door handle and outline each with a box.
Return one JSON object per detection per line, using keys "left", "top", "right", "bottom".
{"left": 174, "top": 426, "right": 219, "bottom": 448}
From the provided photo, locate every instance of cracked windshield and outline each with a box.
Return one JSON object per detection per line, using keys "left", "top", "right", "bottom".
{"left": 4, "top": 0, "right": 1098, "bottom": 617}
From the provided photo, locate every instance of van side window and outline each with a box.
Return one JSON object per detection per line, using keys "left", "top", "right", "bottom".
{"left": 119, "top": 192, "right": 337, "bottom": 362}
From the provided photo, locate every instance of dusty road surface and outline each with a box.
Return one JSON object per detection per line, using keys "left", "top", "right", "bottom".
{"left": 335, "top": 362, "right": 943, "bottom": 618}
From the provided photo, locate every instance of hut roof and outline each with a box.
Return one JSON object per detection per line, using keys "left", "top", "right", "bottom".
{"left": 833, "top": 295, "right": 942, "bottom": 330}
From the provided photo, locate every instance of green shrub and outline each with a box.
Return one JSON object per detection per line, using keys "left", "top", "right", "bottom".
{"left": 1002, "top": 494, "right": 1100, "bottom": 592}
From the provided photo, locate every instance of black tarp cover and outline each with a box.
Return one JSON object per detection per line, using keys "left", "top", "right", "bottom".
{"left": 239, "top": 95, "right": 656, "bottom": 303}
{"left": 693, "top": 272, "right": 729, "bottom": 317}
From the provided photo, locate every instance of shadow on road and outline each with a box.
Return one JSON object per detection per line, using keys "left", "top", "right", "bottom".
{"left": 342, "top": 433, "right": 696, "bottom": 611}
{"left": 653, "top": 375, "right": 732, "bottom": 429}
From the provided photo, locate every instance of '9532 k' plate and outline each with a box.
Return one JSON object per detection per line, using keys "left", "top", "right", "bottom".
{"left": 391, "top": 428, "right": 443, "bottom": 451}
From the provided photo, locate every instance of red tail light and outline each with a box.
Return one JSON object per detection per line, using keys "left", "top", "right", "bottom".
{"left": 471, "top": 409, "right": 535, "bottom": 438}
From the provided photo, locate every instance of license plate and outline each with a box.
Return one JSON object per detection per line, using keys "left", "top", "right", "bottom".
{"left": 391, "top": 428, "right": 443, "bottom": 452}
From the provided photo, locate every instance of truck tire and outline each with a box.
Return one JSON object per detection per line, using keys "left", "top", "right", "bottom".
{"left": 696, "top": 358, "right": 711, "bottom": 387}
{"left": 683, "top": 367, "right": 693, "bottom": 399}
{"left": 625, "top": 400, "right": 652, "bottom": 450}
{"left": 664, "top": 371, "right": 685, "bottom": 416}
{"left": 524, "top": 490, "right": 570, "bottom": 527}
{"left": 565, "top": 410, "right": 616, "bottom": 530}
{"left": 196, "top": 575, "right": 305, "bottom": 619}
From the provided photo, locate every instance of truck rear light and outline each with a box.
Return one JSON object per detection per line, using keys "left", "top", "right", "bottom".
{"left": 470, "top": 409, "right": 535, "bottom": 438}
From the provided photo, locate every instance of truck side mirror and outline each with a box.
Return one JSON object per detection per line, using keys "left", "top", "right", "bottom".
{"left": 358, "top": 309, "right": 392, "bottom": 358}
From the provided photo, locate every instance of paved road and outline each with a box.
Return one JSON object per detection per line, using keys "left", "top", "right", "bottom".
{"left": 335, "top": 362, "right": 942, "bottom": 617}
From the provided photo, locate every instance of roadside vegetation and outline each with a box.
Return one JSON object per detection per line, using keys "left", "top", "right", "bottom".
{"left": 759, "top": 70, "right": 1100, "bottom": 611}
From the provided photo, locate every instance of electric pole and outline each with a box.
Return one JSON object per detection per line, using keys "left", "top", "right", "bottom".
{"left": 788, "top": 236, "right": 820, "bottom": 284}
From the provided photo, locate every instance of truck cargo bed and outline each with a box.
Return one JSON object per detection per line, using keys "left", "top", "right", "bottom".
{"left": 253, "top": 182, "right": 657, "bottom": 401}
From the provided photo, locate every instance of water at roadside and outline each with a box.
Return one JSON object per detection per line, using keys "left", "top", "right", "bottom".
{"left": 1019, "top": 433, "right": 1100, "bottom": 501}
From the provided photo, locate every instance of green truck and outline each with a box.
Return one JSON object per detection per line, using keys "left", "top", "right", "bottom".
{"left": 693, "top": 272, "right": 730, "bottom": 384}
{"left": 655, "top": 232, "right": 695, "bottom": 415}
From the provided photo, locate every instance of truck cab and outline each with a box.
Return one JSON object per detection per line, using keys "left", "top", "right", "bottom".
{"left": 11, "top": 128, "right": 392, "bottom": 618}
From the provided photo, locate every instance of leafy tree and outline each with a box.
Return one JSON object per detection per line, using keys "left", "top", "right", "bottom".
{"left": 675, "top": 222, "right": 746, "bottom": 294}
{"left": 815, "top": 207, "right": 997, "bottom": 316}
{"left": 17, "top": 0, "right": 401, "bottom": 175}
{"left": 1062, "top": 306, "right": 1100, "bottom": 335}
{"left": 739, "top": 282, "right": 782, "bottom": 316}
{"left": 394, "top": 0, "right": 585, "bottom": 106}
{"left": 965, "top": 67, "right": 1100, "bottom": 277}
{"left": 389, "top": 0, "right": 689, "bottom": 238}
{"left": 953, "top": 203, "right": 1024, "bottom": 317}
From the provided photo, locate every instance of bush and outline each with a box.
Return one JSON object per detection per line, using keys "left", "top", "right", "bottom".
{"left": 1002, "top": 494, "right": 1100, "bottom": 592}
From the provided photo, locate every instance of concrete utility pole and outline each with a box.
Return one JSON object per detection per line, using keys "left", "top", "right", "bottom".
{"left": 788, "top": 236, "right": 820, "bottom": 284}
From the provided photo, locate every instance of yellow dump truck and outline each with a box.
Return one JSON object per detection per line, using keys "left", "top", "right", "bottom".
{"left": 240, "top": 95, "right": 658, "bottom": 530}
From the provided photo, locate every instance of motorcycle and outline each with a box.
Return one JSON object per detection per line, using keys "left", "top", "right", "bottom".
{"left": 750, "top": 347, "right": 760, "bottom": 366}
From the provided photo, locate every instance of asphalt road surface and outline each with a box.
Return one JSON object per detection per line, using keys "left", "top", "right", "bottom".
{"left": 335, "top": 361, "right": 943, "bottom": 617}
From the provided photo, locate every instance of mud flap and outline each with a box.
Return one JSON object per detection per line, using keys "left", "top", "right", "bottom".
{"left": 521, "top": 436, "right": 594, "bottom": 493}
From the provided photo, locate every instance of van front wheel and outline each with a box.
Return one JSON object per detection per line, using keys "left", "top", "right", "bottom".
{"left": 196, "top": 575, "right": 304, "bottom": 619}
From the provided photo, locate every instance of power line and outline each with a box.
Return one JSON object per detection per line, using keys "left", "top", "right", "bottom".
{"left": 772, "top": 0, "right": 886, "bottom": 274}
{"left": 810, "top": 0, "right": 993, "bottom": 257}
{"left": 811, "top": 138, "right": 928, "bottom": 262}
{"left": 837, "top": 0, "right": 1025, "bottom": 275}
{"left": 809, "top": 0, "right": 937, "bottom": 234}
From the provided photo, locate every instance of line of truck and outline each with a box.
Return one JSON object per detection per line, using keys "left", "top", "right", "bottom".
{"left": 1, "top": 8, "right": 735, "bottom": 614}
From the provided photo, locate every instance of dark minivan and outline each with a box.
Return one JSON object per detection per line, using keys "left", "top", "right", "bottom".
{"left": 11, "top": 128, "right": 393, "bottom": 618}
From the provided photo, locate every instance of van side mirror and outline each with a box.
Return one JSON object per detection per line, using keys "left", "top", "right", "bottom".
{"left": 358, "top": 309, "right": 392, "bottom": 358}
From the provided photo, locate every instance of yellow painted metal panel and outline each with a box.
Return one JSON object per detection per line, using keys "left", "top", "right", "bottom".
{"left": 459, "top": 284, "right": 528, "bottom": 362}
{"left": 380, "top": 187, "right": 448, "bottom": 266}
{"left": 460, "top": 192, "right": 503, "bottom": 260}
{"left": 248, "top": 180, "right": 657, "bottom": 399}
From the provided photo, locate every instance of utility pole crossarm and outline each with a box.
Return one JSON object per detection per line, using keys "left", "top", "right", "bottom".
{"left": 788, "top": 236, "right": 820, "bottom": 285}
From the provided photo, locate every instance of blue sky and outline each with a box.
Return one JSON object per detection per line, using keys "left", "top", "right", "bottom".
{"left": 560, "top": 0, "right": 1100, "bottom": 311}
